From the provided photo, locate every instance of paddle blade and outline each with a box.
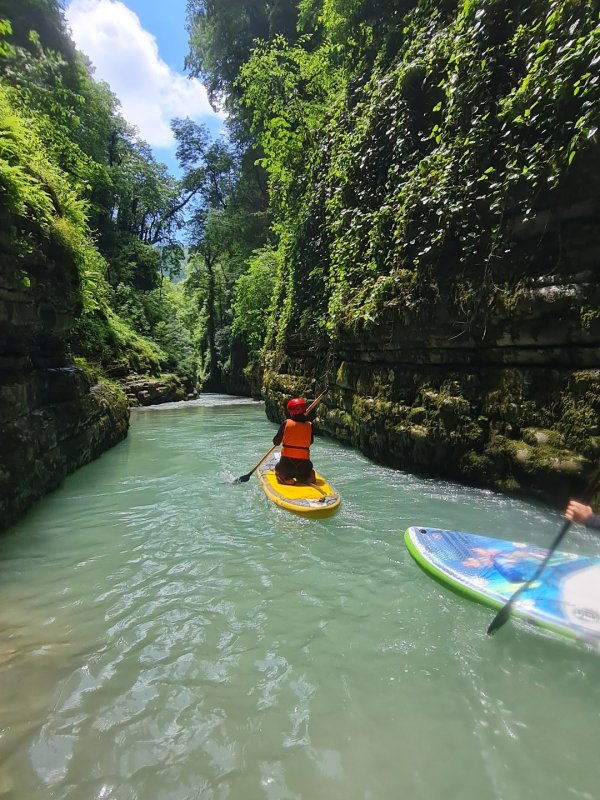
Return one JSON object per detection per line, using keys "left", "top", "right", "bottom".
{"left": 233, "top": 473, "right": 251, "bottom": 484}
{"left": 487, "top": 603, "right": 512, "bottom": 635}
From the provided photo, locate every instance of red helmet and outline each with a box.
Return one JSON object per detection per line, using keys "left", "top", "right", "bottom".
{"left": 287, "top": 397, "right": 307, "bottom": 416}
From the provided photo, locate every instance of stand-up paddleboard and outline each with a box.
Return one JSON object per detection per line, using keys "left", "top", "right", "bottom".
{"left": 257, "top": 452, "right": 340, "bottom": 518}
{"left": 405, "top": 526, "right": 600, "bottom": 642}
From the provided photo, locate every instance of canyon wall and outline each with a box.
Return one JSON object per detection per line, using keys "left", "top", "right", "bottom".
{"left": 0, "top": 231, "right": 129, "bottom": 532}
{"left": 263, "top": 195, "right": 600, "bottom": 509}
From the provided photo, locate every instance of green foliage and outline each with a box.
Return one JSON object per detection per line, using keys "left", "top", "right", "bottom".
{"left": 1, "top": 28, "right": 111, "bottom": 200}
{"left": 233, "top": 0, "right": 600, "bottom": 342}
{"left": 186, "top": 0, "right": 300, "bottom": 106}
{"left": 0, "top": 18, "right": 14, "bottom": 59}
{"left": 0, "top": 82, "right": 105, "bottom": 309}
{"left": 232, "top": 247, "right": 278, "bottom": 351}
{"left": 109, "top": 239, "right": 161, "bottom": 291}
{"left": 0, "top": 0, "right": 75, "bottom": 58}
{"left": 235, "top": 32, "right": 346, "bottom": 343}
{"left": 111, "top": 281, "right": 198, "bottom": 383}
{"left": 0, "top": 1, "right": 205, "bottom": 388}
{"left": 238, "top": 33, "right": 343, "bottom": 221}
{"left": 70, "top": 306, "right": 166, "bottom": 377}
{"left": 72, "top": 356, "right": 103, "bottom": 386}
{"left": 175, "top": 115, "right": 271, "bottom": 390}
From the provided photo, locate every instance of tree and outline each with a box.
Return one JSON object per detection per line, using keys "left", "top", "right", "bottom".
{"left": 181, "top": 131, "right": 238, "bottom": 390}
{"left": 0, "top": 0, "right": 75, "bottom": 64}
{"left": 172, "top": 115, "right": 271, "bottom": 389}
{"left": 0, "top": 1, "right": 201, "bottom": 381}
{"left": 185, "top": 0, "right": 299, "bottom": 109}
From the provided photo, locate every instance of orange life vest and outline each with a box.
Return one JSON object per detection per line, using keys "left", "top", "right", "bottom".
{"left": 281, "top": 419, "right": 311, "bottom": 460}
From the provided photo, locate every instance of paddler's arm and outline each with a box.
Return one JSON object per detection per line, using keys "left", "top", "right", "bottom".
{"left": 565, "top": 500, "right": 600, "bottom": 531}
{"left": 273, "top": 422, "right": 286, "bottom": 446}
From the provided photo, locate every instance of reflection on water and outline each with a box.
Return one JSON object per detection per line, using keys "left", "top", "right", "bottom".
{"left": 1, "top": 397, "right": 600, "bottom": 800}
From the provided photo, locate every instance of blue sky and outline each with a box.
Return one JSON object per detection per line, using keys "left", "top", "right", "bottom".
{"left": 65, "top": 0, "right": 225, "bottom": 175}
{"left": 118, "top": 0, "right": 190, "bottom": 73}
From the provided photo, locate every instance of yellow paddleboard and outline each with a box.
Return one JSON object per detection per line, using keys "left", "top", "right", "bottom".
{"left": 257, "top": 452, "right": 341, "bottom": 518}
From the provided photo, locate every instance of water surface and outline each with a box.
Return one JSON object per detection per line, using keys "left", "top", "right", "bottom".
{"left": 1, "top": 395, "right": 600, "bottom": 800}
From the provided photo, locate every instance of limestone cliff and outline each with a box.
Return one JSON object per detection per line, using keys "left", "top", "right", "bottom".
{"left": 0, "top": 233, "right": 129, "bottom": 533}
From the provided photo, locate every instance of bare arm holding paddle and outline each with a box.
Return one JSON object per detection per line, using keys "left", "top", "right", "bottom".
{"left": 565, "top": 500, "right": 600, "bottom": 530}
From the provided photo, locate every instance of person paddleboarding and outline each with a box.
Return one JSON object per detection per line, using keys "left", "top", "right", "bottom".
{"left": 272, "top": 397, "right": 317, "bottom": 486}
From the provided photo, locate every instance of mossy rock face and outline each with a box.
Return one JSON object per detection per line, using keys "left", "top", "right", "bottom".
{"left": 408, "top": 406, "right": 427, "bottom": 424}
{"left": 0, "top": 231, "right": 132, "bottom": 531}
{"left": 120, "top": 373, "right": 186, "bottom": 407}
{"left": 262, "top": 369, "right": 326, "bottom": 426}
{"left": 522, "top": 427, "right": 565, "bottom": 448}
{"left": 0, "top": 367, "right": 129, "bottom": 532}
{"left": 262, "top": 265, "right": 600, "bottom": 508}
{"left": 263, "top": 354, "right": 600, "bottom": 509}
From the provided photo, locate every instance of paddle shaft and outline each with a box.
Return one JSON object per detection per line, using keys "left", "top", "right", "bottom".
{"left": 487, "top": 519, "right": 571, "bottom": 634}
{"left": 305, "top": 385, "right": 329, "bottom": 416}
{"left": 488, "top": 469, "right": 600, "bottom": 635}
{"left": 234, "top": 385, "right": 329, "bottom": 483}
{"left": 308, "top": 482, "right": 328, "bottom": 502}
{"left": 239, "top": 444, "right": 278, "bottom": 482}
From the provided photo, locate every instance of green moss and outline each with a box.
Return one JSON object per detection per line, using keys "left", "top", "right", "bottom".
{"left": 72, "top": 356, "right": 102, "bottom": 386}
{"left": 460, "top": 452, "right": 495, "bottom": 484}
{"left": 70, "top": 307, "right": 166, "bottom": 376}
{"left": 486, "top": 434, "right": 587, "bottom": 482}
{"left": 498, "top": 476, "right": 521, "bottom": 493}
{"left": 0, "top": 84, "right": 109, "bottom": 312}
{"left": 555, "top": 371, "right": 600, "bottom": 453}
{"left": 522, "top": 427, "right": 564, "bottom": 448}
{"left": 91, "top": 378, "right": 129, "bottom": 417}
{"left": 581, "top": 307, "right": 600, "bottom": 330}
{"left": 264, "top": 360, "right": 599, "bottom": 507}
{"left": 408, "top": 406, "right": 427, "bottom": 424}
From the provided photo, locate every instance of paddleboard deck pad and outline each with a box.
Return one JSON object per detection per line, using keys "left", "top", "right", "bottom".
{"left": 257, "top": 453, "right": 340, "bottom": 518}
{"left": 405, "top": 526, "right": 600, "bottom": 641}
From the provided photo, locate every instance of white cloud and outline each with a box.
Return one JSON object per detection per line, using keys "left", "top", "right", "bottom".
{"left": 65, "top": 0, "right": 223, "bottom": 148}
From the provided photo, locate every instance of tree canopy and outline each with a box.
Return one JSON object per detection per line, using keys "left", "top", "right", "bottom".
{"left": 0, "top": 0, "right": 273, "bottom": 391}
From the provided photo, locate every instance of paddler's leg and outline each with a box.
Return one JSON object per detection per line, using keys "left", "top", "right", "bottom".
{"left": 288, "top": 460, "right": 326, "bottom": 501}
{"left": 294, "top": 460, "right": 316, "bottom": 486}
{"left": 276, "top": 456, "right": 296, "bottom": 485}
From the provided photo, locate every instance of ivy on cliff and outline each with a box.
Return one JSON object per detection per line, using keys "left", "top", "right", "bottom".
{"left": 226, "top": 0, "right": 600, "bottom": 344}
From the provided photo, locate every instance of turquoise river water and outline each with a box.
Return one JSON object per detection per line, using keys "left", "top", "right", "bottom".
{"left": 1, "top": 395, "right": 600, "bottom": 800}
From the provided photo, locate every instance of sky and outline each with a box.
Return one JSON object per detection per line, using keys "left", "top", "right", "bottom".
{"left": 65, "top": 0, "right": 225, "bottom": 174}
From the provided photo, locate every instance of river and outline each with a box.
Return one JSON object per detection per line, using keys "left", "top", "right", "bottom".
{"left": 1, "top": 395, "right": 599, "bottom": 800}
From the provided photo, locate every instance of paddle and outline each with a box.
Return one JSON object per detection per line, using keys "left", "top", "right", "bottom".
{"left": 307, "top": 481, "right": 328, "bottom": 503}
{"left": 233, "top": 444, "right": 278, "bottom": 484}
{"left": 487, "top": 469, "right": 600, "bottom": 636}
{"left": 233, "top": 384, "right": 329, "bottom": 484}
